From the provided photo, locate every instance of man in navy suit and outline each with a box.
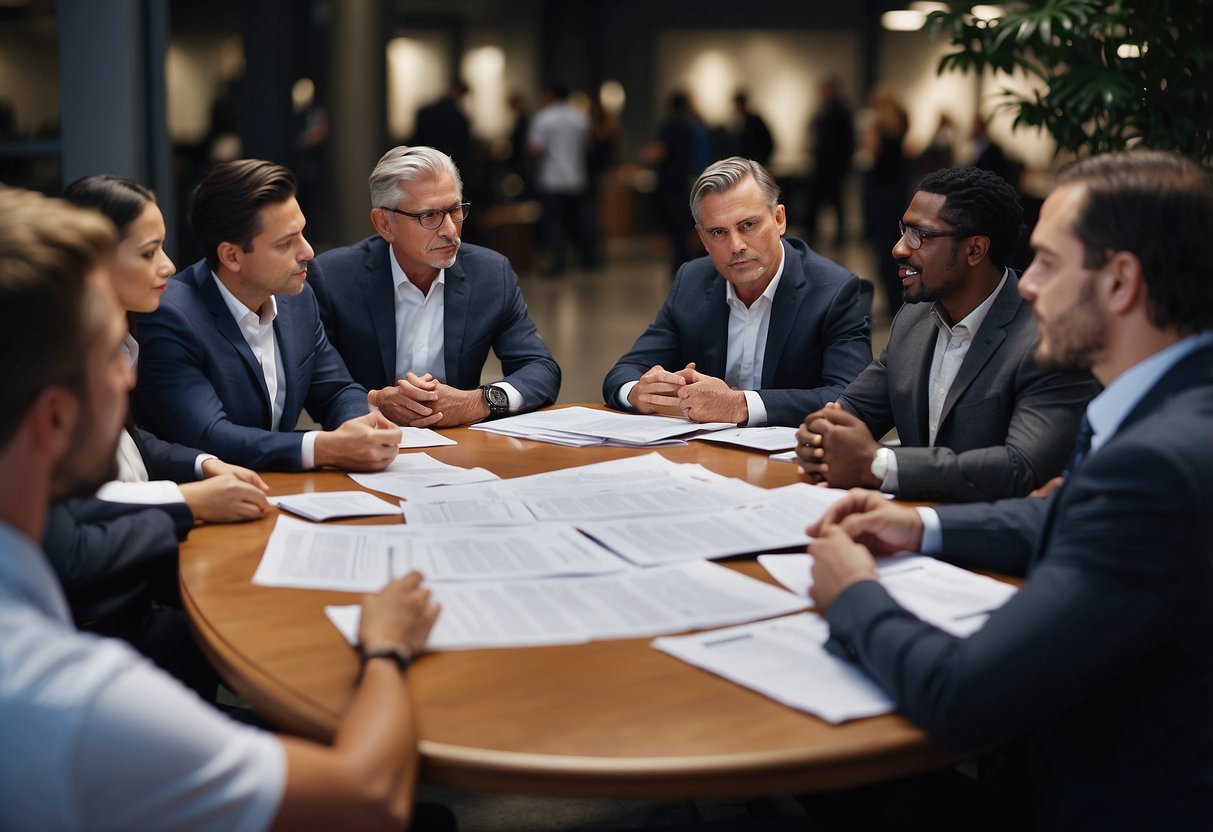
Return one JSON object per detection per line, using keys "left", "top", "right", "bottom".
{"left": 796, "top": 167, "right": 1098, "bottom": 501}
{"left": 309, "top": 145, "right": 560, "bottom": 427}
{"left": 133, "top": 160, "right": 400, "bottom": 471}
{"left": 807, "top": 150, "right": 1213, "bottom": 829}
{"left": 603, "top": 156, "right": 871, "bottom": 427}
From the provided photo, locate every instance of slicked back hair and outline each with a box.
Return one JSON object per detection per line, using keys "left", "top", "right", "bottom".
{"left": 917, "top": 166, "right": 1025, "bottom": 270}
{"left": 1056, "top": 150, "right": 1213, "bottom": 334}
{"left": 690, "top": 156, "right": 781, "bottom": 226}
{"left": 369, "top": 146, "right": 463, "bottom": 210}
{"left": 0, "top": 188, "right": 116, "bottom": 449}
{"left": 63, "top": 175, "right": 156, "bottom": 238}
{"left": 191, "top": 159, "right": 297, "bottom": 270}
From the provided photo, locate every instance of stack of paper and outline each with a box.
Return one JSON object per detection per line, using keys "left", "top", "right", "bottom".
{"left": 325, "top": 560, "right": 809, "bottom": 650}
{"left": 397, "top": 427, "right": 457, "bottom": 448}
{"left": 689, "top": 426, "right": 799, "bottom": 452}
{"left": 270, "top": 491, "right": 403, "bottom": 521}
{"left": 348, "top": 452, "right": 499, "bottom": 498}
{"left": 470, "top": 406, "right": 737, "bottom": 447}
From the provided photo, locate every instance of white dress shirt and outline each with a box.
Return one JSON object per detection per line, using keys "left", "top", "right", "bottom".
{"left": 212, "top": 273, "right": 320, "bottom": 468}
{"left": 388, "top": 253, "right": 522, "bottom": 411}
{"left": 880, "top": 270, "right": 1008, "bottom": 492}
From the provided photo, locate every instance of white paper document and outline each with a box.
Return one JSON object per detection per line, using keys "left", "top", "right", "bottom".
{"left": 652, "top": 613, "right": 895, "bottom": 724}
{"left": 325, "top": 560, "right": 809, "bottom": 650}
{"left": 269, "top": 491, "right": 403, "bottom": 522}
{"left": 348, "top": 452, "right": 499, "bottom": 498}
{"left": 470, "top": 405, "right": 735, "bottom": 447}
{"left": 691, "top": 426, "right": 799, "bottom": 452}
{"left": 759, "top": 554, "right": 1017, "bottom": 637}
{"left": 402, "top": 497, "right": 537, "bottom": 526}
{"left": 252, "top": 515, "right": 626, "bottom": 591}
{"left": 398, "top": 427, "right": 457, "bottom": 448}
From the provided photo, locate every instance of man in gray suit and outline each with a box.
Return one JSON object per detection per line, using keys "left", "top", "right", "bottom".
{"left": 796, "top": 166, "right": 1098, "bottom": 501}
{"left": 309, "top": 146, "right": 560, "bottom": 428}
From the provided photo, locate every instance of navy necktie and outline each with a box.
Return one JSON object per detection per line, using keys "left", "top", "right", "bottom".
{"left": 1063, "top": 414, "right": 1094, "bottom": 478}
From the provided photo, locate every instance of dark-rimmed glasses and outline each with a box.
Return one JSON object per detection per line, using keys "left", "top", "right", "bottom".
{"left": 379, "top": 202, "right": 471, "bottom": 230}
{"left": 898, "top": 220, "right": 972, "bottom": 250}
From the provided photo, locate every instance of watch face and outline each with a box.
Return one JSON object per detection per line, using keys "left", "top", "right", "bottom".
{"left": 484, "top": 385, "right": 508, "bottom": 408}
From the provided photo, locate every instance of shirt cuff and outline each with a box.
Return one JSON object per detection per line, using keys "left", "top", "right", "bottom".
{"left": 95, "top": 480, "right": 186, "bottom": 506}
{"left": 917, "top": 506, "right": 942, "bottom": 554}
{"left": 616, "top": 380, "right": 639, "bottom": 411}
{"left": 742, "top": 390, "right": 767, "bottom": 426}
{"left": 194, "top": 454, "right": 217, "bottom": 480}
{"left": 879, "top": 447, "right": 899, "bottom": 493}
{"left": 301, "top": 431, "right": 319, "bottom": 470}
{"left": 495, "top": 382, "right": 524, "bottom": 413}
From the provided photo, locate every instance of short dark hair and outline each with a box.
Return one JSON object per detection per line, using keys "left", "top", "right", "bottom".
{"left": 63, "top": 174, "right": 156, "bottom": 237}
{"left": 917, "top": 166, "right": 1025, "bottom": 270}
{"left": 1056, "top": 150, "right": 1213, "bottom": 333}
{"left": 191, "top": 159, "right": 297, "bottom": 270}
{"left": 0, "top": 188, "right": 116, "bottom": 449}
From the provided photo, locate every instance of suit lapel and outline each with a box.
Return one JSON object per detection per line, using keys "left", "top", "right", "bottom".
{"left": 700, "top": 277, "right": 730, "bottom": 378}
{"left": 443, "top": 256, "right": 470, "bottom": 384}
{"left": 938, "top": 272, "right": 1020, "bottom": 428}
{"left": 761, "top": 244, "right": 806, "bottom": 387}
{"left": 365, "top": 242, "right": 398, "bottom": 385}
{"left": 890, "top": 307, "right": 938, "bottom": 447}
{"left": 195, "top": 268, "right": 274, "bottom": 427}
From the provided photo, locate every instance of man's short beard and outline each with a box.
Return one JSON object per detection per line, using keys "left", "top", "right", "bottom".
{"left": 1034, "top": 280, "right": 1105, "bottom": 373}
{"left": 50, "top": 397, "right": 121, "bottom": 500}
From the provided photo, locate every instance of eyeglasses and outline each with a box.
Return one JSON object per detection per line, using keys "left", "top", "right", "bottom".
{"left": 898, "top": 220, "right": 972, "bottom": 250}
{"left": 379, "top": 202, "right": 471, "bottom": 230}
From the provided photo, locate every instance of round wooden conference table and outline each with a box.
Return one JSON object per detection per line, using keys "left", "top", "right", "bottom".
{"left": 179, "top": 408, "right": 967, "bottom": 799}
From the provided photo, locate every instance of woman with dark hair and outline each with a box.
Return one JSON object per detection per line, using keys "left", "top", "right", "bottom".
{"left": 62, "top": 174, "right": 270, "bottom": 519}
{"left": 45, "top": 175, "right": 270, "bottom": 699}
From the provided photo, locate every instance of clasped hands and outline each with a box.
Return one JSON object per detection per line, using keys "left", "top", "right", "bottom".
{"left": 627, "top": 363, "right": 749, "bottom": 424}
{"left": 795, "top": 402, "right": 883, "bottom": 489}
{"left": 368, "top": 372, "right": 489, "bottom": 428}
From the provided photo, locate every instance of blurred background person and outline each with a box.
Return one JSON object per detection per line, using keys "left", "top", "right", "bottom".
{"left": 862, "top": 84, "right": 911, "bottom": 321}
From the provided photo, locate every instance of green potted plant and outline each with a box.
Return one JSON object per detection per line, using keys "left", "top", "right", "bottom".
{"left": 925, "top": 0, "right": 1213, "bottom": 161}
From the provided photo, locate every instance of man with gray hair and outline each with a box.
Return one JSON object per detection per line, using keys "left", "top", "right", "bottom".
{"left": 310, "top": 145, "right": 560, "bottom": 427}
{"left": 603, "top": 156, "right": 871, "bottom": 426}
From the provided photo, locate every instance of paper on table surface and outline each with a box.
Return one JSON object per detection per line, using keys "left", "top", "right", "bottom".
{"left": 758, "top": 554, "right": 1017, "bottom": 637}
{"left": 325, "top": 560, "right": 808, "bottom": 650}
{"left": 270, "top": 491, "right": 403, "bottom": 521}
{"left": 348, "top": 452, "right": 499, "bottom": 498}
{"left": 652, "top": 613, "right": 895, "bottom": 724}
{"left": 470, "top": 405, "right": 735, "bottom": 446}
{"left": 398, "top": 427, "right": 457, "bottom": 448}
{"left": 690, "top": 426, "right": 799, "bottom": 452}
{"left": 252, "top": 515, "right": 627, "bottom": 591}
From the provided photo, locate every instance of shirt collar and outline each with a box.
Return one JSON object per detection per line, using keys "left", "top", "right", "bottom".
{"left": 1086, "top": 330, "right": 1213, "bottom": 452}
{"left": 931, "top": 268, "right": 1008, "bottom": 338}
{"left": 725, "top": 238, "right": 786, "bottom": 310}
{"left": 211, "top": 271, "right": 278, "bottom": 327}
{"left": 121, "top": 332, "right": 140, "bottom": 369}
{"left": 0, "top": 521, "right": 73, "bottom": 624}
{"left": 389, "top": 251, "right": 446, "bottom": 298}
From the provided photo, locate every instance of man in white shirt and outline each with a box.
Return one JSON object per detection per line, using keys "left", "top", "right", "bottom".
{"left": 132, "top": 160, "right": 401, "bottom": 472}
{"left": 0, "top": 186, "right": 441, "bottom": 830}
{"left": 528, "top": 81, "right": 593, "bottom": 275}
{"left": 797, "top": 166, "right": 1098, "bottom": 501}
{"left": 309, "top": 145, "right": 560, "bottom": 427}
{"left": 603, "top": 156, "right": 872, "bottom": 427}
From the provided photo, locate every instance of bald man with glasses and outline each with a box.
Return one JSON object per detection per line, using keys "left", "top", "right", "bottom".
{"left": 797, "top": 166, "right": 1099, "bottom": 502}
{"left": 309, "top": 146, "right": 560, "bottom": 428}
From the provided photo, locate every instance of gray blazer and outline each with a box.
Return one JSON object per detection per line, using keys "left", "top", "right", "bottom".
{"left": 838, "top": 272, "right": 1099, "bottom": 501}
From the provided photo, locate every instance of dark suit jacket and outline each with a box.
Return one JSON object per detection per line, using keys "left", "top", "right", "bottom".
{"left": 827, "top": 342, "right": 1213, "bottom": 830}
{"left": 133, "top": 259, "right": 370, "bottom": 471}
{"left": 129, "top": 425, "right": 203, "bottom": 482}
{"left": 309, "top": 237, "right": 560, "bottom": 410}
{"left": 838, "top": 272, "right": 1099, "bottom": 501}
{"left": 43, "top": 497, "right": 192, "bottom": 626}
{"left": 602, "top": 237, "right": 872, "bottom": 427}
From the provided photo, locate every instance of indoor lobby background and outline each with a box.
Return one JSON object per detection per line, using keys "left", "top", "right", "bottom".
{"left": 0, "top": 0, "right": 1063, "bottom": 405}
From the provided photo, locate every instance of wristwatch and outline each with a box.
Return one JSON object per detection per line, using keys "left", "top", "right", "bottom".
{"left": 360, "top": 642, "right": 412, "bottom": 675}
{"left": 480, "top": 383, "right": 509, "bottom": 417}
{"left": 870, "top": 447, "right": 892, "bottom": 483}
